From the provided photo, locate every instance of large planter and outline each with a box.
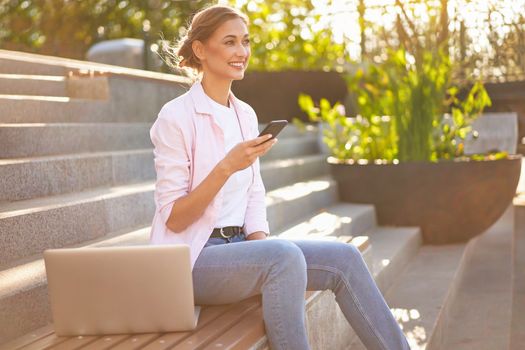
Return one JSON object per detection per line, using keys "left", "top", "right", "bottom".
{"left": 329, "top": 155, "right": 522, "bottom": 244}
{"left": 232, "top": 71, "right": 347, "bottom": 123}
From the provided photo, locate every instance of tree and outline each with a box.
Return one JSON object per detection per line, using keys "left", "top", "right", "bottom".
{"left": 232, "top": 0, "right": 349, "bottom": 71}
{"left": 0, "top": 0, "right": 213, "bottom": 59}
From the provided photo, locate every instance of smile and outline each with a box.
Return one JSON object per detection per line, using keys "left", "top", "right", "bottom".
{"left": 229, "top": 62, "right": 244, "bottom": 69}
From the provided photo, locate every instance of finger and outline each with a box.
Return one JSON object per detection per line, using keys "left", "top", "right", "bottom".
{"left": 249, "top": 134, "right": 273, "bottom": 146}
{"left": 261, "top": 140, "right": 277, "bottom": 155}
{"left": 253, "top": 138, "right": 277, "bottom": 155}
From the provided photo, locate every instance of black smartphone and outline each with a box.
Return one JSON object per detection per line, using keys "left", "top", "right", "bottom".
{"left": 257, "top": 120, "right": 288, "bottom": 144}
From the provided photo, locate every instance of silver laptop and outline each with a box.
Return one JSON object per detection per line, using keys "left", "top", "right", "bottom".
{"left": 43, "top": 245, "right": 200, "bottom": 336}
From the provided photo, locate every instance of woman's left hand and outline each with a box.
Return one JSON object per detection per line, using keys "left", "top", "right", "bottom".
{"left": 246, "top": 231, "right": 268, "bottom": 240}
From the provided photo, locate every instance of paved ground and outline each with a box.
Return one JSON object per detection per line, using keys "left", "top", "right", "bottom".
{"left": 511, "top": 197, "right": 525, "bottom": 350}
{"left": 441, "top": 206, "right": 513, "bottom": 350}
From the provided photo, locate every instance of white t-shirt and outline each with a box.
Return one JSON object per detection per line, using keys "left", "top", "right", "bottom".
{"left": 206, "top": 95, "right": 252, "bottom": 228}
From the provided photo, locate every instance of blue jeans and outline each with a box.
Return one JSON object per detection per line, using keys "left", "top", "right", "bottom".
{"left": 193, "top": 233, "right": 410, "bottom": 350}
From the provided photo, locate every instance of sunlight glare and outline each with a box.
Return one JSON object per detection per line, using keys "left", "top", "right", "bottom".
{"left": 265, "top": 180, "right": 330, "bottom": 204}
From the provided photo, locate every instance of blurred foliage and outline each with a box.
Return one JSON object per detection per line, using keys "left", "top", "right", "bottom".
{"left": 296, "top": 94, "right": 396, "bottom": 161}
{"left": 433, "top": 81, "right": 492, "bottom": 160}
{"left": 299, "top": 47, "right": 492, "bottom": 163}
{"left": 447, "top": 2, "right": 525, "bottom": 83}
{"left": 231, "top": 0, "right": 348, "bottom": 71}
{"left": 0, "top": 0, "right": 349, "bottom": 72}
{"left": 0, "top": 0, "right": 213, "bottom": 60}
{"left": 348, "top": 47, "right": 452, "bottom": 162}
{"left": 359, "top": 0, "right": 525, "bottom": 83}
{"left": 1, "top": 0, "right": 523, "bottom": 79}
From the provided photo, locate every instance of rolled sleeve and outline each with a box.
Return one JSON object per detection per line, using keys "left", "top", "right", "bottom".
{"left": 150, "top": 113, "right": 191, "bottom": 227}
{"left": 244, "top": 116, "right": 270, "bottom": 236}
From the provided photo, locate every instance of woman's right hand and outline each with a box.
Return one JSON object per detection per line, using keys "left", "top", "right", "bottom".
{"left": 220, "top": 134, "right": 277, "bottom": 175}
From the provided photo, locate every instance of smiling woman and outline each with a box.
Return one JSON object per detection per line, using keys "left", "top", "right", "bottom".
{"left": 149, "top": 4, "right": 410, "bottom": 350}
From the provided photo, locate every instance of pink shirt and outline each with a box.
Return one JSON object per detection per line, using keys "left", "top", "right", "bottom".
{"left": 149, "top": 81, "right": 270, "bottom": 269}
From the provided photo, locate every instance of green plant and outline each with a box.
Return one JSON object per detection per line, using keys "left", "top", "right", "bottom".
{"left": 298, "top": 48, "right": 493, "bottom": 163}
{"left": 296, "top": 94, "right": 397, "bottom": 162}
{"left": 232, "top": 0, "right": 348, "bottom": 71}
{"left": 347, "top": 47, "right": 451, "bottom": 162}
{"left": 432, "top": 81, "right": 492, "bottom": 160}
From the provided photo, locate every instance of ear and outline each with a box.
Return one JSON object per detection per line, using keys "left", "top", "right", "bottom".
{"left": 191, "top": 40, "right": 205, "bottom": 62}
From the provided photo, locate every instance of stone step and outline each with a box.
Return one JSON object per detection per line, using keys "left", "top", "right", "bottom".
{"left": 350, "top": 244, "right": 470, "bottom": 349}
{"left": 0, "top": 74, "right": 67, "bottom": 97}
{"left": 0, "top": 150, "right": 155, "bottom": 202}
{"left": 0, "top": 151, "right": 328, "bottom": 202}
{"left": 277, "top": 202, "right": 377, "bottom": 245}
{"left": 367, "top": 226, "right": 424, "bottom": 294}
{"left": 437, "top": 205, "right": 514, "bottom": 350}
{"left": 512, "top": 200, "right": 525, "bottom": 350}
{"left": 0, "top": 176, "right": 337, "bottom": 271}
{"left": 347, "top": 208, "right": 515, "bottom": 350}
{"left": 0, "top": 93, "right": 318, "bottom": 125}
{"left": 0, "top": 95, "right": 118, "bottom": 124}
{"left": 0, "top": 123, "right": 315, "bottom": 158}
{"left": 0, "top": 56, "right": 67, "bottom": 76}
{"left": 0, "top": 123, "right": 152, "bottom": 158}
{"left": 266, "top": 176, "right": 338, "bottom": 233}
{"left": 0, "top": 200, "right": 371, "bottom": 345}
{"left": 0, "top": 49, "right": 193, "bottom": 85}
{"left": 261, "top": 154, "right": 329, "bottom": 191}
{"left": 275, "top": 202, "right": 377, "bottom": 267}
{"left": 261, "top": 134, "right": 319, "bottom": 161}
{"left": 0, "top": 182, "right": 156, "bottom": 270}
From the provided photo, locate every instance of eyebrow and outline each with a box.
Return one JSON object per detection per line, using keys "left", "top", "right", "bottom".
{"left": 222, "top": 34, "right": 250, "bottom": 40}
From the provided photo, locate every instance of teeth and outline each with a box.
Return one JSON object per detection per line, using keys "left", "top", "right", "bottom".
{"left": 229, "top": 62, "right": 243, "bottom": 67}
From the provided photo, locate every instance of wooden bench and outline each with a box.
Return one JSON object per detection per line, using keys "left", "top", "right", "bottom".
{"left": 0, "top": 236, "right": 369, "bottom": 350}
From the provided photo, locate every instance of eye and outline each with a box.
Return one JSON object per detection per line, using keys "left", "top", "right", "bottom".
{"left": 225, "top": 40, "right": 234, "bottom": 45}
{"left": 243, "top": 39, "right": 251, "bottom": 46}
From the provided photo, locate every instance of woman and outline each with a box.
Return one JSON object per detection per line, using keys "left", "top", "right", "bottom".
{"left": 149, "top": 4, "right": 410, "bottom": 350}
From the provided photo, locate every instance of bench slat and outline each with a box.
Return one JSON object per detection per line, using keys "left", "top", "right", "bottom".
{"left": 140, "top": 303, "right": 240, "bottom": 350}
{"left": 48, "top": 334, "right": 100, "bottom": 349}
{"left": 170, "top": 297, "right": 261, "bottom": 350}
{"left": 0, "top": 324, "right": 54, "bottom": 350}
{"left": 109, "top": 334, "right": 160, "bottom": 350}
{"left": 46, "top": 303, "right": 236, "bottom": 350}
{"left": 10, "top": 333, "right": 67, "bottom": 350}
{"left": 72, "top": 334, "right": 129, "bottom": 350}
{"left": 143, "top": 299, "right": 260, "bottom": 350}
{"left": 202, "top": 307, "right": 265, "bottom": 350}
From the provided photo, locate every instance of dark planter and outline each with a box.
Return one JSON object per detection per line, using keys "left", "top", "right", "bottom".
{"left": 329, "top": 155, "right": 522, "bottom": 244}
{"left": 232, "top": 71, "right": 347, "bottom": 123}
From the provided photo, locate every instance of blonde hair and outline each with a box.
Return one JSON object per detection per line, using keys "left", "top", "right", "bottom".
{"left": 162, "top": 4, "right": 249, "bottom": 76}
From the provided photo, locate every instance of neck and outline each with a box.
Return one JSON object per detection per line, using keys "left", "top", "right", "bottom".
{"left": 201, "top": 74, "right": 232, "bottom": 107}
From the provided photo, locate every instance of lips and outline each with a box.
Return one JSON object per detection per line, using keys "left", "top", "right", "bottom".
{"left": 229, "top": 62, "right": 245, "bottom": 69}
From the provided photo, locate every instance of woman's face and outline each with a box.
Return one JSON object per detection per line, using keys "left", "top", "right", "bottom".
{"left": 196, "top": 17, "right": 251, "bottom": 81}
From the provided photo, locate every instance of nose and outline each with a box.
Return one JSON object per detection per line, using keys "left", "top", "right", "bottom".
{"left": 235, "top": 43, "right": 249, "bottom": 58}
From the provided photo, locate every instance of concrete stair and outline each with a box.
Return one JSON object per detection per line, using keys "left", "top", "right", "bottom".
{"left": 0, "top": 151, "right": 328, "bottom": 203}
{"left": 0, "top": 96, "right": 115, "bottom": 123}
{"left": 511, "top": 196, "right": 525, "bottom": 350}
{"left": 0, "top": 74, "right": 68, "bottom": 97}
{"left": 3, "top": 49, "right": 513, "bottom": 350}
{"left": 0, "top": 123, "right": 153, "bottom": 158}
{"left": 439, "top": 207, "right": 514, "bottom": 350}
{"left": 0, "top": 52, "right": 355, "bottom": 344}
{"left": 349, "top": 204, "right": 516, "bottom": 350}
{"left": 0, "top": 149, "right": 156, "bottom": 202}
